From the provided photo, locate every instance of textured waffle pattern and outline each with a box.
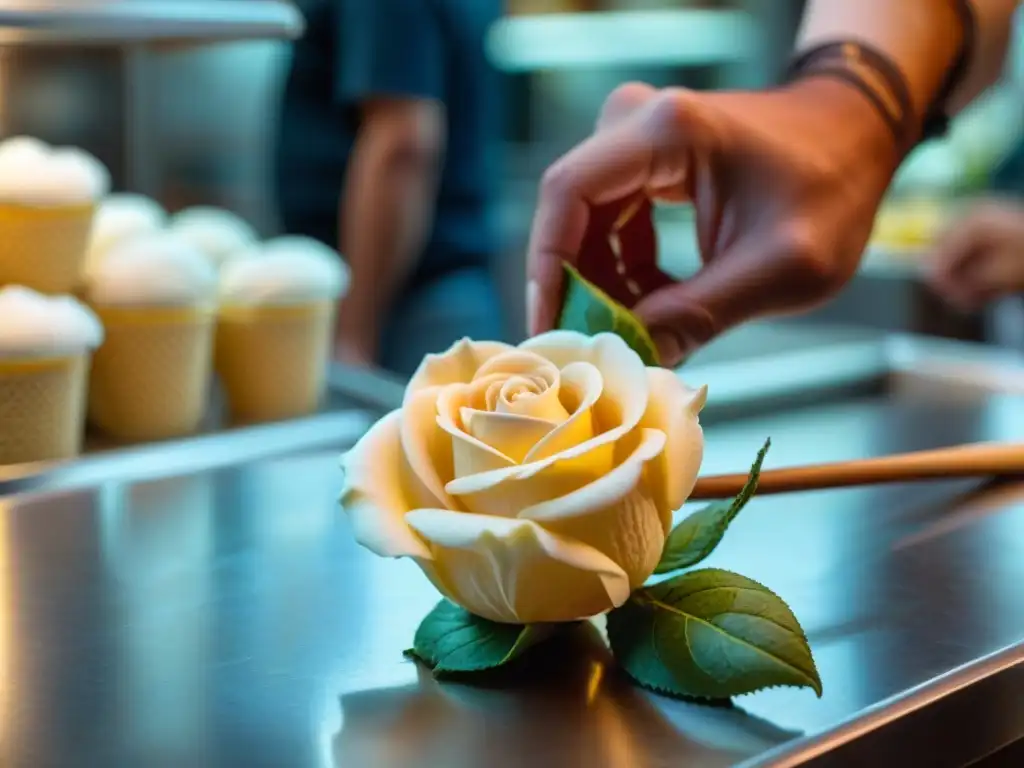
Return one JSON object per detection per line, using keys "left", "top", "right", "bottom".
{"left": 216, "top": 301, "right": 334, "bottom": 422}
{"left": 88, "top": 308, "right": 215, "bottom": 440}
{"left": 0, "top": 203, "right": 95, "bottom": 294}
{"left": 0, "top": 355, "right": 88, "bottom": 464}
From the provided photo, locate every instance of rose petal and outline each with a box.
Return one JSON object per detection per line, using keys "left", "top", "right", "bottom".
{"left": 436, "top": 380, "right": 517, "bottom": 477}
{"left": 461, "top": 408, "right": 556, "bottom": 464}
{"left": 444, "top": 365, "right": 605, "bottom": 516}
{"left": 473, "top": 350, "right": 571, "bottom": 424}
{"left": 405, "top": 338, "right": 514, "bottom": 401}
{"left": 406, "top": 510, "right": 631, "bottom": 624}
{"left": 498, "top": 374, "right": 570, "bottom": 423}
{"left": 340, "top": 411, "right": 432, "bottom": 560}
{"left": 638, "top": 370, "right": 707, "bottom": 527}
{"left": 519, "top": 330, "right": 645, "bottom": 377}
{"left": 474, "top": 349, "right": 557, "bottom": 382}
{"left": 401, "top": 387, "right": 461, "bottom": 510}
{"left": 522, "top": 361, "right": 602, "bottom": 463}
{"left": 521, "top": 429, "right": 667, "bottom": 588}
{"left": 446, "top": 334, "right": 651, "bottom": 516}
{"left": 443, "top": 363, "right": 607, "bottom": 513}
{"left": 522, "top": 331, "right": 650, "bottom": 460}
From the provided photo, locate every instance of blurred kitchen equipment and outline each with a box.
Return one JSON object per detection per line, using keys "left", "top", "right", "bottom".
{"left": 690, "top": 441, "right": 1024, "bottom": 499}
{"left": 0, "top": 1, "right": 301, "bottom": 221}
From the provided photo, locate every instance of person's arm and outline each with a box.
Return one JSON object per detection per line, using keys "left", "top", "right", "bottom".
{"left": 949, "top": 0, "right": 1021, "bottom": 112}
{"left": 332, "top": 0, "right": 446, "bottom": 365}
{"left": 798, "top": 0, "right": 1021, "bottom": 120}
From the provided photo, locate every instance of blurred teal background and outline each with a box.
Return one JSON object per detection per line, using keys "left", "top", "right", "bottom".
{"left": 0, "top": 0, "right": 1021, "bottom": 353}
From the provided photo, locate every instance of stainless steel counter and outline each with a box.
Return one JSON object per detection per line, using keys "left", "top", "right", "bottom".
{"left": 1, "top": 329, "right": 1023, "bottom": 767}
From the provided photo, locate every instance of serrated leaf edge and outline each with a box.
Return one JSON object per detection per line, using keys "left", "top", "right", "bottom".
{"left": 637, "top": 570, "right": 822, "bottom": 698}
{"left": 626, "top": 670, "right": 820, "bottom": 701}
{"left": 614, "top": 635, "right": 820, "bottom": 702}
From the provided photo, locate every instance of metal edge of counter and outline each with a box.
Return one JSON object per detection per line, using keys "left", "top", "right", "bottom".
{"left": 885, "top": 333, "right": 1024, "bottom": 394}
{"left": 689, "top": 333, "right": 1024, "bottom": 420}
{"left": 327, "top": 363, "right": 407, "bottom": 413}
{"left": 687, "top": 339, "right": 891, "bottom": 420}
{"left": 0, "top": 409, "right": 373, "bottom": 500}
{"left": 738, "top": 641, "right": 1024, "bottom": 768}
{"left": 0, "top": 1, "right": 304, "bottom": 45}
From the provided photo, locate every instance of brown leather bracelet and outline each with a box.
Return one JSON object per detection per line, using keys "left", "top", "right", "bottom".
{"left": 785, "top": 41, "right": 917, "bottom": 156}
{"left": 922, "top": 0, "right": 977, "bottom": 142}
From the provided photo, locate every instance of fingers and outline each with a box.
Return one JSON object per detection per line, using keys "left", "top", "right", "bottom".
{"left": 926, "top": 210, "right": 994, "bottom": 311}
{"left": 527, "top": 89, "right": 706, "bottom": 335}
{"left": 525, "top": 83, "right": 656, "bottom": 337}
{"left": 929, "top": 211, "right": 989, "bottom": 280}
{"left": 525, "top": 117, "right": 661, "bottom": 334}
{"left": 575, "top": 197, "right": 667, "bottom": 310}
{"left": 597, "top": 81, "right": 658, "bottom": 130}
{"left": 930, "top": 244, "right": 1024, "bottom": 312}
{"left": 927, "top": 247, "right": 985, "bottom": 312}
{"left": 634, "top": 225, "right": 847, "bottom": 366}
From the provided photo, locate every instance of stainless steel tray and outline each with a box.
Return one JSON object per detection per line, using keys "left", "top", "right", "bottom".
{"left": 1, "top": 328, "right": 1022, "bottom": 767}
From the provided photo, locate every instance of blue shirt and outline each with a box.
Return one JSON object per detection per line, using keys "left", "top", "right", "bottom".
{"left": 275, "top": 0, "right": 503, "bottom": 276}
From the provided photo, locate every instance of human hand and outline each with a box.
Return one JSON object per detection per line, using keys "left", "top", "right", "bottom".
{"left": 526, "top": 77, "right": 901, "bottom": 366}
{"left": 926, "top": 199, "right": 1024, "bottom": 311}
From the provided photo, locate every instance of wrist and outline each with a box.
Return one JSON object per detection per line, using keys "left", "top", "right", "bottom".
{"left": 781, "top": 76, "right": 899, "bottom": 175}
{"left": 799, "top": 0, "right": 963, "bottom": 119}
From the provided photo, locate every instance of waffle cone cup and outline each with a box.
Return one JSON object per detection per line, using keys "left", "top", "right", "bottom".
{"left": 0, "top": 354, "right": 89, "bottom": 465}
{"left": 0, "top": 202, "right": 95, "bottom": 294}
{"left": 88, "top": 305, "right": 215, "bottom": 440}
{"left": 216, "top": 301, "right": 335, "bottom": 423}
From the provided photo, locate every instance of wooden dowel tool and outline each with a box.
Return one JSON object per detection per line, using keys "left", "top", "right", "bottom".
{"left": 689, "top": 442, "right": 1024, "bottom": 500}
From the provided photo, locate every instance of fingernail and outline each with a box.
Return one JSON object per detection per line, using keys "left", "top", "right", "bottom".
{"left": 526, "top": 280, "right": 540, "bottom": 336}
{"left": 652, "top": 330, "right": 685, "bottom": 367}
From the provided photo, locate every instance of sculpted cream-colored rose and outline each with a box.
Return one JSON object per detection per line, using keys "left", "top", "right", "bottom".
{"left": 340, "top": 332, "right": 707, "bottom": 624}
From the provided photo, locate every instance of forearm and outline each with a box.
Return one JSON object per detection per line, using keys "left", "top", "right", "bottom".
{"left": 949, "top": 0, "right": 1021, "bottom": 113}
{"left": 799, "top": 0, "right": 1020, "bottom": 119}
{"left": 337, "top": 129, "right": 441, "bottom": 356}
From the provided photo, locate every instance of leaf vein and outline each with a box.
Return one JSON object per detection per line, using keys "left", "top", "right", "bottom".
{"left": 647, "top": 597, "right": 816, "bottom": 686}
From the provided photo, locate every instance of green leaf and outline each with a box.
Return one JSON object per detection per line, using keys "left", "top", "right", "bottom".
{"left": 406, "top": 600, "right": 554, "bottom": 676}
{"left": 655, "top": 438, "right": 771, "bottom": 574}
{"left": 558, "top": 263, "right": 660, "bottom": 367}
{"left": 607, "top": 568, "right": 822, "bottom": 700}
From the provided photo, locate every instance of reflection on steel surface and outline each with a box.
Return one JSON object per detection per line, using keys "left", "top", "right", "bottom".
{"left": 332, "top": 627, "right": 800, "bottom": 767}
{"left": 1, "top": 332, "right": 1024, "bottom": 766}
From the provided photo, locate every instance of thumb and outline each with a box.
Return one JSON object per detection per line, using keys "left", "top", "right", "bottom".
{"left": 634, "top": 231, "right": 843, "bottom": 366}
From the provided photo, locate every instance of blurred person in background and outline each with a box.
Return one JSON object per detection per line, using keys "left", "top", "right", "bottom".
{"left": 926, "top": 114, "right": 1024, "bottom": 311}
{"left": 928, "top": 198, "right": 1024, "bottom": 311}
{"left": 276, "top": 0, "right": 505, "bottom": 377}
{"left": 525, "top": 0, "right": 1021, "bottom": 366}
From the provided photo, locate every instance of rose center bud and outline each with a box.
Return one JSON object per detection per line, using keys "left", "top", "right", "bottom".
{"left": 438, "top": 352, "right": 593, "bottom": 473}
